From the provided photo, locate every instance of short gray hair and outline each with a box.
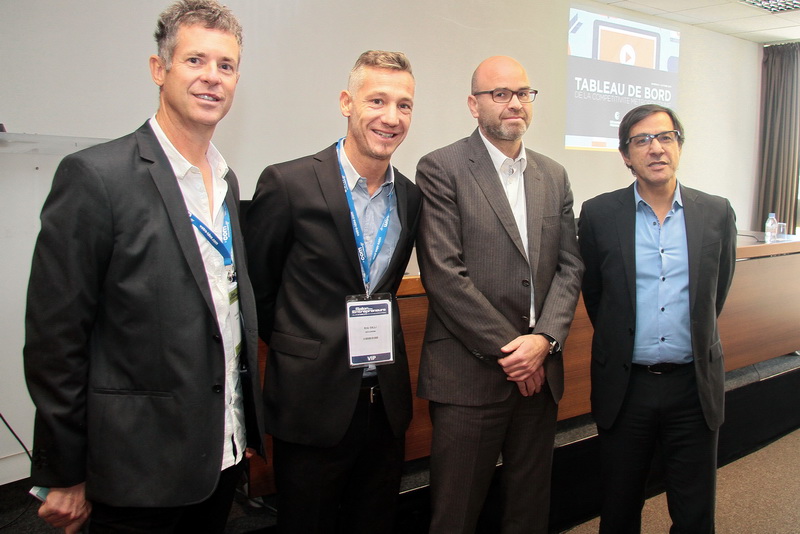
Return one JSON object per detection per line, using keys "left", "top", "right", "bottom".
{"left": 154, "top": 0, "right": 242, "bottom": 68}
{"left": 347, "top": 50, "right": 413, "bottom": 93}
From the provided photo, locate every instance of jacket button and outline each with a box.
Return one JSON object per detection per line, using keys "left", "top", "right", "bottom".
{"left": 212, "top": 385, "right": 223, "bottom": 393}
{"left": 212, "top": 334, "right": 222, "bottom": 343}
{"left": 522, "top": 279, "right": 530, "bottom": 287}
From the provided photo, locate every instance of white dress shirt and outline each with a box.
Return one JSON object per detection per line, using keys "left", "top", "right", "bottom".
{"left": 149, "top": 116, "right": 245, "bottom": 471}
{"left": 478, "top": 129, "right": 536, "bottom": 328}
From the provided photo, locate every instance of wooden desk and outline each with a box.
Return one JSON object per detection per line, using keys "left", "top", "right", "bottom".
{"left": 249, "top": 235, "right": 800, "bottom": 495}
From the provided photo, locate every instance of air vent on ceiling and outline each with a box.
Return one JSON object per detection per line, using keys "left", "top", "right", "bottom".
{"left": 741, "top": 0, "right": 800, "bottom": 12}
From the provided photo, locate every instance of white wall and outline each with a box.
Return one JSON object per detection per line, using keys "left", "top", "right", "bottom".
{"left": 0, "top": 0, "right": 763, "bottom": 483}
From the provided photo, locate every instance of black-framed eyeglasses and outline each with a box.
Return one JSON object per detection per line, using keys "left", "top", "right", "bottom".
{"left": 626, "top": 130, "right": 681, "bottom": 148}
{"left": 472, "top": 88, "right": 538, "bottom": 103}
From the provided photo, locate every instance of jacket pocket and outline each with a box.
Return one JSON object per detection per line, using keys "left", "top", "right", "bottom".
{"left": 269, "top": 330, "right": 322, "bottom": 360}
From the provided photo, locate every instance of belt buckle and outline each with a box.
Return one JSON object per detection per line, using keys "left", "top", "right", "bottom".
{"left": 369, "top": 385, "right": 380, "bottom": 403}
{"left": 648, "top": 365, "right": 665, "bottom": 375}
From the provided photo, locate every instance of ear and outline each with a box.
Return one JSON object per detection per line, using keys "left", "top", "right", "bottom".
{"left": 467, "top": 94, "right": 479, "bottom": 119}
{"left": 339, "top": 90, "right": 353, "bottom": 118}
{"left": 150, "top": 55, "right": 166, "bottom": 87}
{"left": 619, "top": 148, "right": 632, "bottom": 169}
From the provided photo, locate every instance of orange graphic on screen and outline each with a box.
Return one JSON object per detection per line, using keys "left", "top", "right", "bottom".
{"left": 596, "top": 25, "right": 658, "bottom": 69}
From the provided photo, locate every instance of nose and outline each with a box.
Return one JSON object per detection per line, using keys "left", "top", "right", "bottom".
{"left": 507, "top": 93, "right": 524, "bottom": 109}
{"left": 383, "top": 104, "right": 400, "bottom": 126}
{"left": 648, "top": 137, "right": 665, "bottom": 153}
{"left": 201, "top": 63, "right": 222, "bottom": 85}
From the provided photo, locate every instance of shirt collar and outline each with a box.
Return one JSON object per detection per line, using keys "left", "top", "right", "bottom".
{"left": 148, "top": 115, "right": 228, "bottom": 182}
{"left": 478, "top": 128, "right": 528, "bottom": 175}
{"left": 634, "top": 180, "right": 684, "bottom": 210}
{"left": 338, "top": 137, "right": 395, "bottom": 193}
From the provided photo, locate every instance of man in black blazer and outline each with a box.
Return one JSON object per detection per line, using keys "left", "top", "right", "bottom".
{"left": 416, "top": 56, "right": 584, "bottom": 534}
{"left": 578, "top": 104, "right": 737, "bottom": 533}
{"left": 245, "top": 51, "right": 421, "bottom": 533}
{"left": 23, "top": 2, "right": 264, "bottom": 532}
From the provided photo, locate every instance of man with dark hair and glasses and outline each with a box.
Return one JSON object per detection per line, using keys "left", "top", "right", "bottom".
{"left": 578, "top": 104, "right": 737, "bottom": 533}
{"left": 415, "top": 55, "right": 584, "bottom": 533}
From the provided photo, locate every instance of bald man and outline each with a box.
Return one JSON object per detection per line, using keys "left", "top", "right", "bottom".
{"left": 415, "top": 56, "right": 583, "bottom": 533}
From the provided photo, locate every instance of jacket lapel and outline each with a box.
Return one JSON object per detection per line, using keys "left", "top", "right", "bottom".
{"left": 615, "top": 184, "right": 638, "bottom": 314}
{"left": 681, "top": 185, "right": 703, "bottom": 311}
{"left": 373, "top": 171, "right": 410, "bottom": 292}
{"left": 314, "top": 144, "right": 365, "bottom": 288}
{"left": 523, "top": 153, "right": 544, "bottom": 277}
{"left": 135, "top": 123, "right": 217, "bottom": 317}
{"left": 467, "top": 130, "right": 528, "bottom": 261}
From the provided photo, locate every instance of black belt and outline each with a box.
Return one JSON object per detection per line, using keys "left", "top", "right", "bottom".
{"left": 360, "top": 376, "right": 381, "bottom": 403}
{"left": 633, "top": 362, "right": 692, "bottom": 375}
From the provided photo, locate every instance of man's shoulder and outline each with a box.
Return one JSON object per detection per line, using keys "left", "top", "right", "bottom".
{"left": 61, "top": 122, "right": 152, "bottom": 169}
{"left": 420, "top": 135, "right": 474, "bottom": 162}
{"left": 681, "top": 184, "right": 731, "bottom": 210}
{"left": 524, "top": 147, "right": 567, "bottom": 174}
{"left": 263, "top": 143, "right": 336, "bottom": 176}
{"left": 581, "top": 186, "right": 632, "bottom": 220}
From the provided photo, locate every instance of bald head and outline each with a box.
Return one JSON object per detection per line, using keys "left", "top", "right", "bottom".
{"left": 468, "top": 56, "right": 533, "bottom": 157}
{"left": 471, "top": 56, "right": 528, "bottom": 94}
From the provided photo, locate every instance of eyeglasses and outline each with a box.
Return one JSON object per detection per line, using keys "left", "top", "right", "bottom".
{"left": 472, "top": 88, "right": 538, "bottom": 103}
{"left": 626, "top": 130, "right": 681, "bottom": 148}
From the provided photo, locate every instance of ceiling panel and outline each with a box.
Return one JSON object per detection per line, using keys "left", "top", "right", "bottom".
{"left": 595, "top": 0, "right": 800, "bottom": 43}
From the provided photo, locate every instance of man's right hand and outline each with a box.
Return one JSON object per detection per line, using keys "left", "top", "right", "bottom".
{"left": 38, "top": 482, "right": 91, "bottom": 533}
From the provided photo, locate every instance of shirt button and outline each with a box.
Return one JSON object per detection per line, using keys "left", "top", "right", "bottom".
{"left": 522, "top": 279, "right": 531, "bottom": 287}
{"left": 661, "top": 307, "right": 665, "bottom": 312}
{"left": 660, "top": 276, "right": 666, "bottom": 281}
{"left": 660, "top": 337, "right": 666, "bottom": 342}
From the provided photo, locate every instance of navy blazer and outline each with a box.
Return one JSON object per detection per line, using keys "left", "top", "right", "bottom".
{"left": 578, "top": 183, "right": 737, "bottom": 430}
{"left": 24, "top": 121, "right": 265, "bottom": 507}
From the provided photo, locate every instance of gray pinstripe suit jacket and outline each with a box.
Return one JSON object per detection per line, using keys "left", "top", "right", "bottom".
{"left": 415, "top": 129, "right": 584, "bottom": 407}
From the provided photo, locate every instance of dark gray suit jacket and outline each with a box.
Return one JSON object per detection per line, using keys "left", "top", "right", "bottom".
{"left": 24, "top": 121, "right": 265, "bottom": 507}
{"left": 245, "top": 143, "right": 422, "bottom": 447}
{"left": 578, "top": 183, "right": 737, "bottom": 430}
{"left": 416, "top": 129, "right": 584, "bottom": 406}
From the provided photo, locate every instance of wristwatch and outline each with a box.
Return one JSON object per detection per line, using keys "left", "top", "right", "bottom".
{"left": 543, "top": 334, "right": 560, "bottom": 355}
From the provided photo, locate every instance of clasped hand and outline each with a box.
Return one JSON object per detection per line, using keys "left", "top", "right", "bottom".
{"left": 498, "top": 334, "right": 550, "bottom": 397}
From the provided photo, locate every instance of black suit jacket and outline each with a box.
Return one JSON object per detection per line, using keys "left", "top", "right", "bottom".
{"left": 23, "top": 121, "right": 265, "bottom": 507}
{"left": 245, "top": 144, "right": 422, "bottom": 447}
{"left": 578, "top": 183, "right": 737, "bottom": 431}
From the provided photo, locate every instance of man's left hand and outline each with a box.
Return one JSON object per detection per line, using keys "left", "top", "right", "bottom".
{"left": 498, "top": 334, "right": 550, "bottom": 383}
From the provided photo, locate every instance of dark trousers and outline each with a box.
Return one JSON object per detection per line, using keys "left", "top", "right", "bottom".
{"left": 272, "top": 384, "right": 404, "bottom": 534}
{"left": 88, "top": 461, "right": 244, "bottom": 533}
{"left": 598, "top": 364, "right": 718, "bottom": 534}
{"left": 427, "top": 384, "right": 558, "bottom": 534}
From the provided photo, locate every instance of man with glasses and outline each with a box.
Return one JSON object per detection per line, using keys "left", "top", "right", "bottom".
{"left": 245, "top": 50, "right": 421, "bottom": 533}
{"left": 415, "top": 56, "right": 583, "bottom": 533}
{"left": 578, "top": 104, "right": 737, "bottom": 533}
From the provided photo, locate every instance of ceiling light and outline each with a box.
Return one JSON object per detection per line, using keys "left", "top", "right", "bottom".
{"left": 741, "top": 0, "right": 800, "bottom": 12}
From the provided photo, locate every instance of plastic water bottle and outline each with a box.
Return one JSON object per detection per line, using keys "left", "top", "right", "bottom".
{"left": 765, "top": 213, "right": 778, "bottom": 244}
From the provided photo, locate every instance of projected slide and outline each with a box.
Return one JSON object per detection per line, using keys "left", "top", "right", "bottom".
{"left": 566, "top": 9, "right": 680, "bottom": 151}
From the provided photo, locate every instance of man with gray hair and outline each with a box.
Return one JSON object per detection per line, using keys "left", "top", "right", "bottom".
{"left": 24, "top": 1, "right": 263, "bottom": 532}
{"left": 246, "top": 50, "right": 421, "bottom": 533}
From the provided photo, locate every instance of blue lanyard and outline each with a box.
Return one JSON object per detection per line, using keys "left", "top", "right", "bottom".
{"left": 189, "top": 203, "right": 233, "bottom": 266}
{"left": 336, "top": 138, "right": 393, "bottom": 295}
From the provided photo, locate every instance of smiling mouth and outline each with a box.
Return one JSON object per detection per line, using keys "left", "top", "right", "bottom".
{"left": 374, "top": 131, "right": 397, "bottom": 139}
{"left": 196, "top": 94, "right": 221, "bottom": 102}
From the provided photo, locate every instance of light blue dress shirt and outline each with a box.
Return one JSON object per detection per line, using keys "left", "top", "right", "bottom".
{"left": 338, "top": 141, "right": 401, "bottom": 294}
{"left": 632, "top": 182, "right": 693, "bottom": 365}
